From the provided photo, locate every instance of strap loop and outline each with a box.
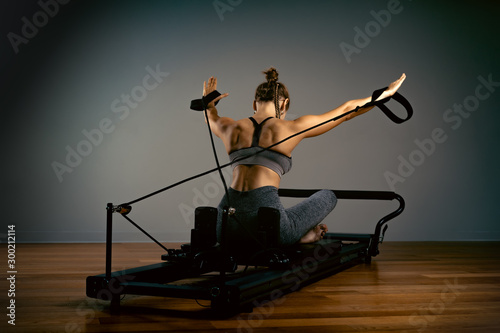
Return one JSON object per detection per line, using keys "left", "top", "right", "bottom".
{"left": 190, "top": 90, "right": 222, "bottom": 111}
{"left": 367, "top": 87, "right": 413, "bottom": 124}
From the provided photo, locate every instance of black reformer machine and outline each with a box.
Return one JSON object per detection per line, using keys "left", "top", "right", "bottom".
{"left": 86, "top": 86, "right": 412, "bottom": 316}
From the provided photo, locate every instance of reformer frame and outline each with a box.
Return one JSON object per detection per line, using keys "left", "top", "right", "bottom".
{"left": 86, "top": 188, "right": 405, "bottom": 316}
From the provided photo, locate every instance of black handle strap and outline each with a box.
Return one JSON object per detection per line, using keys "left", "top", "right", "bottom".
{"left": 190, "top": 90, "right": 222, "bottom": 111}
{"left": 368, "top": 87, "right": 413, "bottom": 124}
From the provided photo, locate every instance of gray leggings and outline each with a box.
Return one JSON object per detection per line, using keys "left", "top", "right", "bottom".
{"left": 217, "top": 186, "right": 337, "bottom": 246}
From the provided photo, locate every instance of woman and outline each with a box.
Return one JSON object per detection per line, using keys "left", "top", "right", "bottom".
{"left": 203, "top": 68, "right": 406, "bottom": 246}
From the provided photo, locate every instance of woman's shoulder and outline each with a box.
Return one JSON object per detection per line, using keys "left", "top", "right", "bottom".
{"left": 220, "top": 117, "right": 252, "bottom": 137}
{"left": 231, "top": 117, "right": 252, "bottom": 129}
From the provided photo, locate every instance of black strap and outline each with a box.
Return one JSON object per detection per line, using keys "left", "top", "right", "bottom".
{"left": 249, "top": 117, "right": 273, "bottom": 147}
{"left": 190, "top": 90, "right": 222, "bottom": 111}
{"left": 367, "top": 87, "right": 413, "bottom": 124}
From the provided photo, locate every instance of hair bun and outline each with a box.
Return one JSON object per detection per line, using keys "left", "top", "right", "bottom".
{"left": 263, "top": 67, "right": 279, "bottom": 84}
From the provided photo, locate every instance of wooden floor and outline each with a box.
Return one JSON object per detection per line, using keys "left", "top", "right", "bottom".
{"left": 1, "top": 242, "right": 500, "bottom": 332}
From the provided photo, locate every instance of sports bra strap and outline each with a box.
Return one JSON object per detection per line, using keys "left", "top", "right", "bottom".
{"left": 249, "top": 117, "right": 273, "bottom": 147}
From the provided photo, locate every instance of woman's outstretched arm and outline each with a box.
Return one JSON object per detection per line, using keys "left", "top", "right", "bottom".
{"left": 291, "top": 73, "right": 406, "bottom": 138}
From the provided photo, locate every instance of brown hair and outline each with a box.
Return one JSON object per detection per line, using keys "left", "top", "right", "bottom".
{"left": 254, "top": 67, "right": 290, "bottom": 118}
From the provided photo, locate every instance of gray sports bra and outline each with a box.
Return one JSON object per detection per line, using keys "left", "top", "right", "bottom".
{"left": 229, "top": 117, "right": 292, "bottom": 177}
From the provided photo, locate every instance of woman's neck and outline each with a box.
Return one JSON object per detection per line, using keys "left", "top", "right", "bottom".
{"left": 254, "top": 101, "right": 277, "bottom": 118}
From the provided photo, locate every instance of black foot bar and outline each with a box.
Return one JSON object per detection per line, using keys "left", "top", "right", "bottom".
{"left": 278, "top": 189, "right": 405, "bottom": 256}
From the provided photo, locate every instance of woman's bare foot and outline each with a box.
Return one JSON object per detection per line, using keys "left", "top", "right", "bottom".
{"left": 299, "top": 224, "right": 328, "bottom": 244}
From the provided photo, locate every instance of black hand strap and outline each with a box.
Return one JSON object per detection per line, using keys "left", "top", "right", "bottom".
{"left": 190, "top": 90, "right": 222, "bottom": 111}
{"left": 368, "top": 87, "right": 413, "bottom": 124}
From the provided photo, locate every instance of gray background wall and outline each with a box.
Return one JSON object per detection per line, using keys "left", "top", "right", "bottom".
{"left": 2, "top": 0, "right": 499, "bottom": 243}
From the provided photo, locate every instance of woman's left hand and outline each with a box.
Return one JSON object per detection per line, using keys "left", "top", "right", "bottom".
{"left": 385, "top": 73, "right": 406, "bottom": 96}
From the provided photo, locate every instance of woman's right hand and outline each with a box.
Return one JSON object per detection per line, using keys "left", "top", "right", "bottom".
{"left": 203, "top": 76, "right": 229, "bottom": 108}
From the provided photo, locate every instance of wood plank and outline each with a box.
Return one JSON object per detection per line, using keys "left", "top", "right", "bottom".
{"left": 1, "top": 241, "right": 499, "bottom": 332}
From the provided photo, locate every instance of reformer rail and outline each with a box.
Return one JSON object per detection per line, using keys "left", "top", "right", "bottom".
{"left": 89, "top": 188, "right": 405, "bottom": 315}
